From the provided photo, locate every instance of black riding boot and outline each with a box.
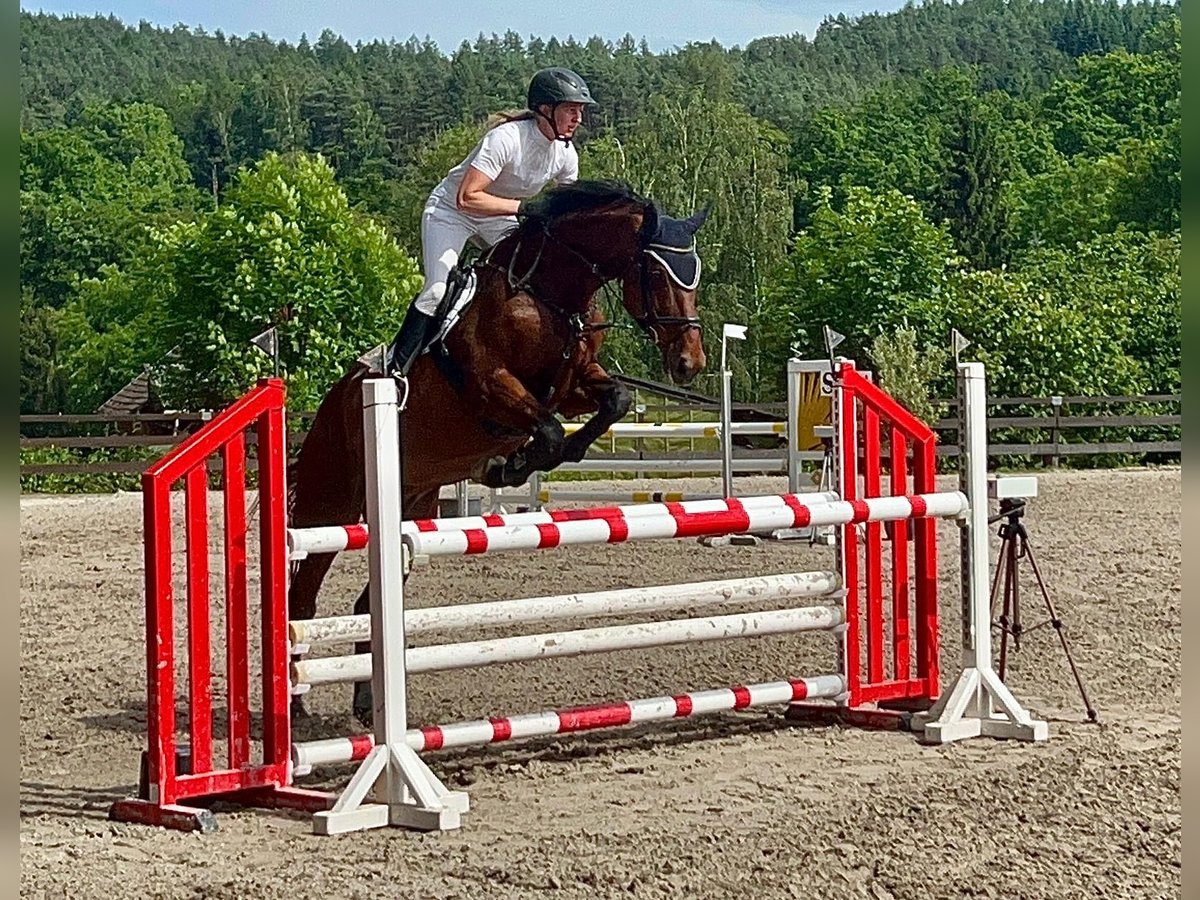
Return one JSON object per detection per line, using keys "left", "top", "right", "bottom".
{"left": 386, "top": 306, "right": 437, "bottom": 376}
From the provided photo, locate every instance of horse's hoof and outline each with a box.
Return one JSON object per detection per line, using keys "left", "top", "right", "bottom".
{"left": 479, "top": 456, "right": 509, "bottom": 489}
{"left": 503, "top": 469, "right": 530, "bottom": 488}
{"left": 353, "top": 687, "right": 374, "bottom": 728}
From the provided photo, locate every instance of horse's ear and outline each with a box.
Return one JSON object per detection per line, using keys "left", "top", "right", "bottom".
{"left": 686, "top": 203, "right": 712, "bottom": 234}
{"left": 640, "top": 202, "right": 660, "bottom": 243}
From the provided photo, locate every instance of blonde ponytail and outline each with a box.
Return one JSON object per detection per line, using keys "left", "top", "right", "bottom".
{"left": 485, "top": 109, "right": 534, "bottom": 131}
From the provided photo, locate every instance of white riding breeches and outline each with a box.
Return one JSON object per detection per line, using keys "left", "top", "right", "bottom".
{"left": 413, "top": 204, "right": 519, "bottom": 315}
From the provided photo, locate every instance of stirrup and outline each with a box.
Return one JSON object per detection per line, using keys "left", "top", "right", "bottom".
{"left": 390, "top": 372, "right": 412, "bottom": 411}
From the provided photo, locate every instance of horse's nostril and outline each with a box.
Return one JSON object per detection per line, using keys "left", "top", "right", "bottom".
{"left": 674, "top": 356, "right": 698, "bottom": 385}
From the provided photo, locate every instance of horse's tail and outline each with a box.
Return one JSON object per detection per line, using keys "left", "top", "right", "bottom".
{"left": 287, "top": 364, "right": 370, "bottom": 622}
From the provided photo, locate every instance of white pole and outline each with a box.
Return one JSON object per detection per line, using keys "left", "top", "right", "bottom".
{"left": 786, "top": 360, "right": 800, "bottom": 493}
{"left": 312, "top": 377, "right": 469, "bottom": 835}
{"left": 289, "top": 570, "right": 842, "bottom": 647}
{"left": 293, "top": 605, "right": 846, "bottom": 686}
{"left": 912, "top": 362, "right": 1048, "bottom": 744}
{"left": 528, "top": 470, "right": 543, "bottom": 511}
{"left": 963, "top": 362, "right": 991, "bottom": 676}
{"left": 720, "top": 324, "right": 747, "bottom": 499}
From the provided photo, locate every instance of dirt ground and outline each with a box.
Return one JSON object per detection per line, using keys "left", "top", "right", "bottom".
{"left": 19, "top": 469, "right": 1180, "bottom": 899}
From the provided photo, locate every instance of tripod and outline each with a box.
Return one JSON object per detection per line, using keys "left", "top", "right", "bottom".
{"left": 990, "top": 497, "right": 1099, "bottom": 723}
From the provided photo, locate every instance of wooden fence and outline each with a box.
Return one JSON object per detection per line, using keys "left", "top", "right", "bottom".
{"left": 19, "top": 392, "right": 1181, "bottom": 479}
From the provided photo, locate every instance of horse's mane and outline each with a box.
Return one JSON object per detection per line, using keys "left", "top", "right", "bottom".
{"left": 517, "top": 179, "right": 649, "bottom": 232}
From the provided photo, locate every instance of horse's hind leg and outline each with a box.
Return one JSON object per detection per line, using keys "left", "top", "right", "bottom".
{"left": 289, "top": 553, "right": 339, "bottom": 719}
{"left": 289, "top": 553, "right": 338, "bottom": 622}
{"left": 350, "top": 583, "right": 374, "bottom": 725}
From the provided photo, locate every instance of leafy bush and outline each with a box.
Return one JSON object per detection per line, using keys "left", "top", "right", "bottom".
{"left": 868, "top": 327, "right": 950, "bottom": 426}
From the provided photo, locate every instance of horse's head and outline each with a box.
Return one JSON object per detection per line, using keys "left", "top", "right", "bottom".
{"left": 517, "top": 180, "right": 709, "bottom": 385}
{"left": 626, "top": 202, "right": 710, "bottom": 385}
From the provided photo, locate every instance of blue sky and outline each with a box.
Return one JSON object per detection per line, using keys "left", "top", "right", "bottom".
{"left": 22, "top": 1, "right": 912, "bottom": 52}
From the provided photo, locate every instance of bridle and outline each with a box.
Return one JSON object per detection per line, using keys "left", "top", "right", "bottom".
{"left": 635, "top": 237, "right": 704, "bottom": 342}
{"left": 487, "top": 213, "right": 703, "bottom": 349}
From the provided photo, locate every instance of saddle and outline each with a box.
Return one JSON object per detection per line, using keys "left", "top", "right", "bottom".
{"left": 429, "top": 255, "right": 479, "bottom": 348}
{"left": 361, "top": 251, "right": 482, "bottom": 374}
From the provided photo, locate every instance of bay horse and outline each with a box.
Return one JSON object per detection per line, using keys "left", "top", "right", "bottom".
{"left": 287, "top": 179, "right": 710, "bottom": 722}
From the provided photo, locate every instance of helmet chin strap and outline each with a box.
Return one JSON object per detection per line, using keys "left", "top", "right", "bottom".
{"left": 536, "top": 103, "right": 573, "bottom": 145}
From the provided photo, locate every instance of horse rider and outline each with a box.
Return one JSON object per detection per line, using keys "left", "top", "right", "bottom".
{"left": 385, "top": 66, "right": 598, "bottom": 376}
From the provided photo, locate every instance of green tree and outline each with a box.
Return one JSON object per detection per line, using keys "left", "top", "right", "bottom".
{"left": 935, "top": 105, "right": 1011, "bottom": 268}
{"left": 20, "top": 102, "right": 201, "bottom": 412}
{"left": 19, "top": 289, "right": 66, "bottom": 413}
{"left": 20, "top": 102, "right": 199, "bottom": 306}
{"left": 1040, "top": 44, "right": 1179, "bottom": 158}
{"left": 155, "top": 152, "right": 422, "bottom": 409}
{"left": 585, "top": 90, "right": 794, "bottom": 399}
{"left": 1006, "top": 132, "right": 1180, "bottom": 251}
{"left": 766, "top": 187, "right": 961, "bottom": 367}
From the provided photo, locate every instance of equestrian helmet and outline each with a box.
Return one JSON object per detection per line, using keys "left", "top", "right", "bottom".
{"left": 527, "top": 67, "right": 597, "bottom": 109}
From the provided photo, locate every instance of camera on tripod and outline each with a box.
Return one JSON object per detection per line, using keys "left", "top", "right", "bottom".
{"left": 986, "top": 476, "right": 1098, "bottom": 723}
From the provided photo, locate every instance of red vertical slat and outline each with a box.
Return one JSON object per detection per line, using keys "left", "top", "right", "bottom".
{"left": 913, "top": 438, "right": 940, "bottom": 696}
{"left": 258, "top": 391, "right": 291, "bottom": 771}
{"left": 222, "top": 436, "right": 250, "bottom": 769}
{"left": 143, "top": 479, "right": 177, "bottom": 804}
{"left": 839, "top": 367, "right": 861, "bottom": 706}
{"left": 185, "top": 466, "right": 213, "bottom": 775}
{"left": 890, "top": 429, "right": 911, "bottom": 683}
{"left": 863, "top": 406, "right": 883, "bottom": 686}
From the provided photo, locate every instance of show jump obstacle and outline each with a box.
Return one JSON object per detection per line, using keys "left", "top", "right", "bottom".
{"left": 109, "top": 359, "right": 1047, "bottom": 836}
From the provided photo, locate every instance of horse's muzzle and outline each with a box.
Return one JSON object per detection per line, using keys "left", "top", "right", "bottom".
{"left": 668, "top": 343, "right": 706, "bottom": 385}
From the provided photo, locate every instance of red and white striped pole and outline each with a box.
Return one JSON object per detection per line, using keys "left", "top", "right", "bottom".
{"left": 287, "top": 492, "right": 841, "bottom": 558}
{"left": 293, "top": 674, "right": 845, "bottom": 773}
{"left": 403, "top": 492, "right": 967, "bottom": 558}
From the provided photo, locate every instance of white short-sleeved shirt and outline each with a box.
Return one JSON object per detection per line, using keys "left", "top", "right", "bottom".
{"left": 427, "top": 118, "right": 579, "bottom": 217}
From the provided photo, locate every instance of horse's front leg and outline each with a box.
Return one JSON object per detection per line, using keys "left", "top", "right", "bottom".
{"left": 558, "top": 366, "right": 632, "bottom": 464}
{"left": 471, "top": 368, "right": 566, "bottom": 488}
{"left": 482, "top": 415, "right": 565, "bottom": 488}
